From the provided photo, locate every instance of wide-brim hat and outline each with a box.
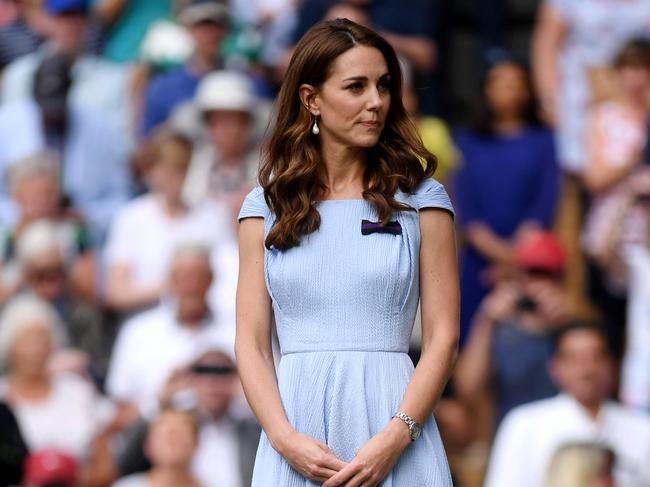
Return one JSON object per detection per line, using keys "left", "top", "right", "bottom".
{"left": 179, "top": 0, "right": 229, "bottom": 26}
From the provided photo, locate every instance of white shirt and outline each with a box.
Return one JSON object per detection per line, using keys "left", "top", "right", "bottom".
{"left": 105, "top": 303, "right": 236, "bottom": 417}
{"left": 192, "top": 419, "right": 242, "bottom": 487}
{"left": 484, "top": 394, "right": 650, "bottom": 487}
{"left": 0, "top": 374, "right": 101, "bottom": 460}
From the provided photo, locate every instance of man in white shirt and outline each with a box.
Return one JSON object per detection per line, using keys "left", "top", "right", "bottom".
{"left": 106, "top": 244, "right": 236, "bottom": 418}
{"left": 484, "top": 321, "right": 650, "bottom": 487}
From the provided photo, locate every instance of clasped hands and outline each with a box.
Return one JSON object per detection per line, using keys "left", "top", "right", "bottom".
{"left": 275, "top": 418, "right": 411, "bottom": 486}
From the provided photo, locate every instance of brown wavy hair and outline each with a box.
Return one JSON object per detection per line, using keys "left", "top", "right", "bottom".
{"left": 260, "top": 18, "right": 436, "bottom": 250}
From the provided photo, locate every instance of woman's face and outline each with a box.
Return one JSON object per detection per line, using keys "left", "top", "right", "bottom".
{"left": 309, "top": 45, "right": 392, "bottom": 150}
{"left": 485, "top": 62, "right": 530, "bottom": 118}
{"left": 146, "top": 411, "right": 197, "bottom": 468}
{"left": 8, "top": 324, "right": 52, "bottom": 375}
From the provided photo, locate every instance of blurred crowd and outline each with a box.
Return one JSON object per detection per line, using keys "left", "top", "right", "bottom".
{"left": 0, "top": 0, "right": 648, "bottom": 486}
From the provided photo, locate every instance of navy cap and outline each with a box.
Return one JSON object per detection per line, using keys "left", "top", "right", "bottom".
{"left": 44, "top": 0, "right": 89, "bottom": 15}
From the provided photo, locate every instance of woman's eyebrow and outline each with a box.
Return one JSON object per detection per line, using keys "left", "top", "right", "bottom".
{"left": 342, "top": 72, "right": 390, "bottom": 82}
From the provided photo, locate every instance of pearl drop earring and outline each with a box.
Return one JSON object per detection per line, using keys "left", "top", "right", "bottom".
{"left": 311, "top": 118, "right": 320, "bottom": 135}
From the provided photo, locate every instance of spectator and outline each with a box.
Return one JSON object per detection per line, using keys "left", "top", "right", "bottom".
{"left": 182, "top": 70, "right": 261, "bottom": 220}
{"left": 455, "top": 231, "right": 571, "bottom": 425}
{"left": 106, "top": 244, "right": 236, "bottom": 418}
{"left": 117, "top": 349, "right": 259, "bottom": 487}
{"left": 0, "top": 295, "right": 115, "bottom": 486}
{"left": 581, "top": 38, "right": 650, "bottom": 356}
{"left": 93, "top": 0, "right": 173, "bottom": 64}
{"left": 104, "top": 130, "right": 233, "bottom": 314}
{"left": 0, "top": 154, "right": 95, "bottom": 302}
{"left": 0, "top": 401, "right": 28, "bottom": 487}
{"left": 141, "top": 0, "right": 229, "bottom": 136}
{"left": 453, "top": 55, "right": 559, "bottom": 344}
{"left": 544, "top": 442, "right": 615, "bottom": 487}
{"left": 112, "top": 408, "right": 202, "bottom": 487}
{"left": 531, "top": 0, "right": 650, "bottom": 173}
{"left": 15, "top": 220, "right": 108, "bottom": 377}
{"left": 1, "top": 0, "right": 130, "bottom": 119}
{"left": 0, "top": 0, "right": 43, "bottom": 69}
{"left": 0, "top": 54, "right": 132, "bottom": 242}
{"left": 483, "top": 321, "right": 650, "bottom": 487}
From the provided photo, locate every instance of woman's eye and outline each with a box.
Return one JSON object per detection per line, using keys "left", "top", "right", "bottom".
{"left": 346, "top": 83, "right": 363, "bottom": 92}
{"left": 378, "top": 79, "right": 391, "bottom": 92}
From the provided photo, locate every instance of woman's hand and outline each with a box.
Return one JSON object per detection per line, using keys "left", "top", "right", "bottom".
{"left": 276, "top": 430, "right": 348, "bottom": 483}
{"left": 322, "top": 419, "right": 410, "bottom": 487}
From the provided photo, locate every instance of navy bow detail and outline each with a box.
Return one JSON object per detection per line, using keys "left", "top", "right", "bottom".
{"left": 361, "top": 220, "right": 402, "bottom": 235}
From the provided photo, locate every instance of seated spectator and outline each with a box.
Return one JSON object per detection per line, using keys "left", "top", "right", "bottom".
{"left": 15, "top": 220, "right": 107, "bottom": 377}
{"left": 0, "top": 154, "right": 95, "bottom": 302}
{"left": 0, "top": 295, "right": 115, "bottom": 486}
{"left": 117, "top": 349, "right": 259, "bottom": 487}
{"left": 104, "top": 130, "right": 233, "bottom": 314}
{"left": 182, "top": 71, "right": 261, "bottom": 220}
{"left": 106, "top": 244, "right": 236, "bottom": 418}
{"left": 483, "top": 321, "right": 650, "bottom": 487}
{"left": 141, "top": 0, "right": 229, "bottom": 136}
{"left": 112, "top": 408, "right": 202, "bottom": 487}
{"left": 455, "top": 231, "right": 571, "bottom": 425}
{"left": 0, "top": 54, "right": 132, "bottom": 242}
{"left": 453, "top": 54, "right": 559, "bottom": 344}
{"left": 544, "top": 442, "right": 615, "bottom": 487}
{"left": 1, "top": 0, "right": 130, "bottom": 120}
{"left": 22, "top": 449, "right": 78, "bottom": 487}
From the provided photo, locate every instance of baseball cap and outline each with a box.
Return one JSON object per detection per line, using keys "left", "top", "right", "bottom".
{"left": 23, "top": 449, "right": 77, "bottom": 486}
{"left": 43, "top": 0, "right": 89, "bottom": 15}
{"left": 515, "top": 231, "right": 566, "bottom": 275}
{"left": 179, "top": 0, "right": 229, "bottom": 26}
{"left": 195, "top": 70, "right": 256, "bottom": 114}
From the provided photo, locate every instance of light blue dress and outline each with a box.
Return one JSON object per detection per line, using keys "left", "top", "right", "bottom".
{"left": 238, "top": 178, "right": 454, "bottom": 486}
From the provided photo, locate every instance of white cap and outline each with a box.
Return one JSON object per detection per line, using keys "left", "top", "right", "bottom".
{"left": 195, "top": 70, "right": 256, "bottom": 114}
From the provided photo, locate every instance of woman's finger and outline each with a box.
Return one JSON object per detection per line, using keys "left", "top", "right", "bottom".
{"left": 323, "top": 461, "right": 363, "bottom": 487}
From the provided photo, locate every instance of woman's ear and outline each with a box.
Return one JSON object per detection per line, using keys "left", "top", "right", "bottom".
{"left": 299, "top": 83, "right": 320, "bottom": 116}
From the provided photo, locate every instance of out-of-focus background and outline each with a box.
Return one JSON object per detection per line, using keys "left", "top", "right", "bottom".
{"left": 0, "top": 0, "right": 649, "bottom": 486}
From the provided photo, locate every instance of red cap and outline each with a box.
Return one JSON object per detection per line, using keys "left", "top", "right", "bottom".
{"left": 515, "top": 231, "right": 566, "bottom": 274}
{"left": 23, "top": 449, "right": 77, "bottom": 486}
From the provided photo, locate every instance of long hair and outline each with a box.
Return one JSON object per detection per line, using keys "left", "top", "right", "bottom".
{"left": 259, "top": 19, "right": 436, "bottom": 250}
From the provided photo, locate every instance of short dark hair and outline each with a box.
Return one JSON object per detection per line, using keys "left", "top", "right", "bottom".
{"left": 615, "top": 37, "right": 650, "bottom": 69}
{"left": 551, "top": 320, "right": 612, "bottom": 356}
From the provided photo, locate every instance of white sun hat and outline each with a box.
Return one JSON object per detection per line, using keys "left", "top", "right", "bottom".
{"left": 195, "top": 70, "right": 257, "bottom": 114}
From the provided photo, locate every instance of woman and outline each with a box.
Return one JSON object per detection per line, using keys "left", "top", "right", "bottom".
{"left": 111, "top": 408, "right": 202, "bottom": 487}
{"left": 236, "top": 19, "right": 458, "bottom": 486}
{"left": 0, "top": 295, "right": 114, "bottom": 486}
{"left": 453, "top": 56, "right": 559, "bottom": 344}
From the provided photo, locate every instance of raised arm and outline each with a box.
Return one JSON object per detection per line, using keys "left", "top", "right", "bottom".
{"left": 324, "top": 208, "right": 459, "bottom": 487}
{"left": 236, "top": 217, "right": 346, "bottom": 482}
{"left": 531, "top": 2, "right": 568, "bottom": 124}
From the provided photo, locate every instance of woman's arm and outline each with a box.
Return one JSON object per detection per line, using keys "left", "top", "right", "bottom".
{"left": 465, "top": 221, "right": 514, "bottom": 265}
{"left": 236, "top": 218, "right": 346, "bottom": 482}
{"left": 324, "top": 209, "right": 459, "bottom": 487}
{"left": 531, "top": 3, "right": 567, "bottom": 125}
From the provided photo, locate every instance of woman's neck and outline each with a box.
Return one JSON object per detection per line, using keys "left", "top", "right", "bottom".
{"left": 8, "top": 371, "right": 50, "bottom": 401}
{"left": 492, "top": 114, "right": 525, "bottom": 135}
{"left": 157, "top": 193, "right": 186, "bottom": 217}
{"left": 319, "top": 142, "right": 366, "bottom": 199}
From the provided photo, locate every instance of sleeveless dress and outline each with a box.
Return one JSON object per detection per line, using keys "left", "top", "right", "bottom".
{"left": 238, "top": 178, "right": 454, "bottom": 486}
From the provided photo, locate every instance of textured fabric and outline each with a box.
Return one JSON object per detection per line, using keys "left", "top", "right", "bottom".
{"left": 238, "top": 178, "right": 454, "bottom": 486}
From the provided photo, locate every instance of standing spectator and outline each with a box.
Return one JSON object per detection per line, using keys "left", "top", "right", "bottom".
{"left": 0, "top": 54, "right": 132, "bottom": 242}
{"left": 1, "top": 0, "right": 130, "bottom": 120}
{"left": 455, "top": 231, "right": 571, "bottom": 425}
{"left": 484, "top": 322, "right": 650, "bottom": 487}
{"left": 141, "top": 0, "right": 229, "bottom": 136}
{"left": 111, "top": 408, "right": 202, "bottom": 487}
{"left": 531, "top": 0, "right": 650, "bottom": 172}
{"left": 0, "top": 295, "right": 115, "bottom": 486}
{"left": 453, "top": 56, "right": 559, "bottom": 344}
{"left": 106, "top": 244, "right": 236, "bottom": 418}
{"left": 104, "top": 131, "right": 233, "bottom": 314}
{"left": 182, "top": 70, "right": 261, "bottom": 220}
